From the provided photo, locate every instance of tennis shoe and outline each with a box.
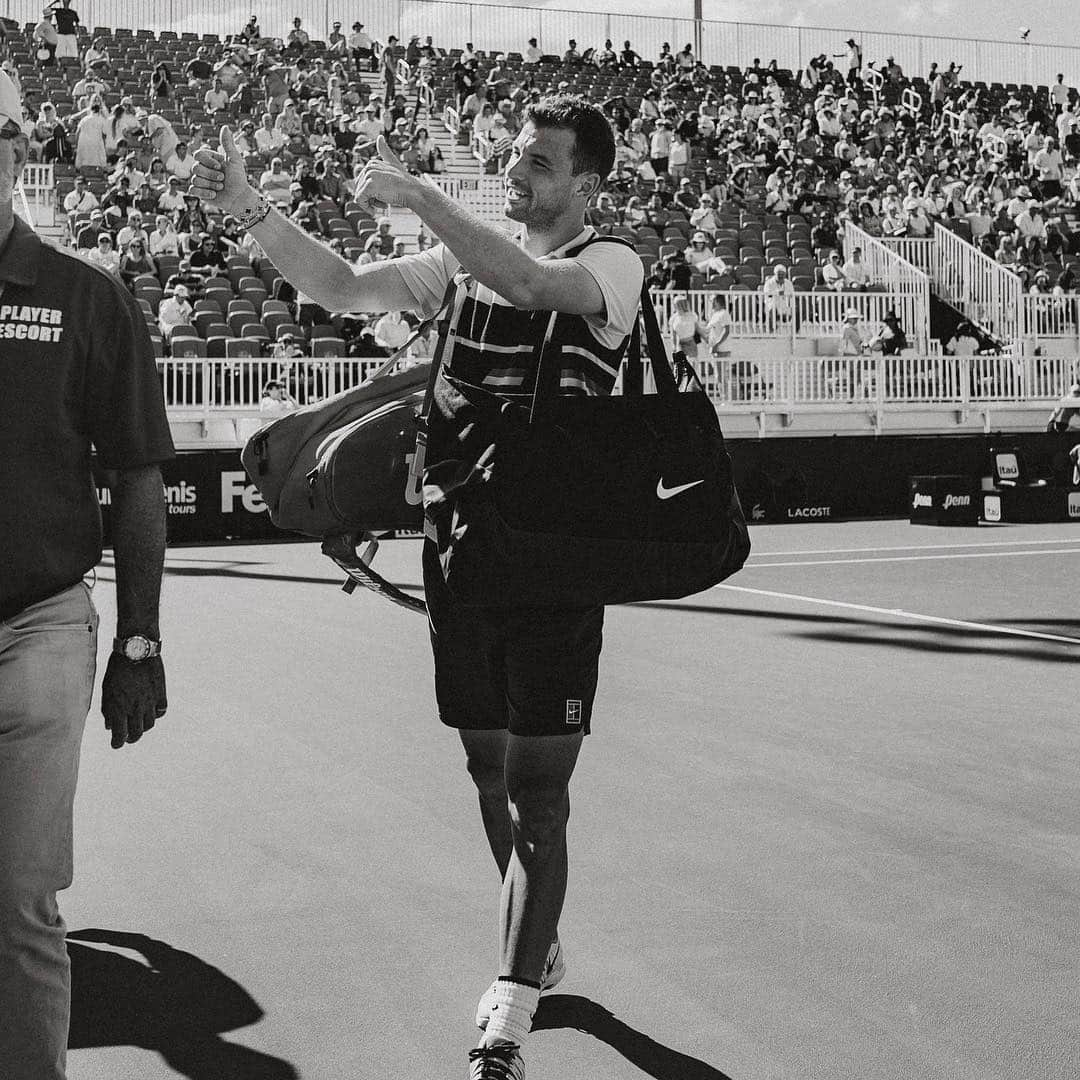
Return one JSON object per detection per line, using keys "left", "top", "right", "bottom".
{"left": 468, "top": 1042, "right": 524, "bottom": 1080}
{"left": 475, "top": 940, "right": 564, "bottom": 1030}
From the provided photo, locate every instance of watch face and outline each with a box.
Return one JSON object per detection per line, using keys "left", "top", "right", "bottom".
{"left": 123, "top": 636, "right": 152, "bottom": 661}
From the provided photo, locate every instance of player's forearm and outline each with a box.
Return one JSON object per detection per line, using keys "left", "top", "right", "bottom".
{"left": 246, "top": 200, "right": 371, "bottom": 310}
{"left": 410, "top": 182, "right": 541, "bottom": 307}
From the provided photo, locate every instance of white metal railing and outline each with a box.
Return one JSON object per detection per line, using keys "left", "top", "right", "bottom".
{"left": 901, "top": 87, "right": 922, "bottom": 118}
{"left": 158, "top": 353, "right": 1077, "bottom": 417}
{"left": 651, "top": 287, "right": 919, "bottom": 349}
{"left": 876, "top": 236, "right": 936, "bottom": 277}
{"left": 12, "top": 1, "right": 1079, "bottom": 89}
{"left": 428, "top": 174, "right": 510, "bottom": 227}
{"left": 443, "top": 105, "right": 461, "bottom": 165}
{"left": 159, "top": 357, "right": 392, "bottom": 415}
{"left": 842, "top": 221, "right": 931, "bottom": 351}
{"left": 933, "top": 221, "right": 1022, "bottom": 346}
{"left": 14, "top": 163, "right": 55, "bottom": 228}
{"left": 694, "top": 352, "right": 1080, "bottom": 408}
{"left": 1020, "top": 294, "right": 1080, "bottom": 351}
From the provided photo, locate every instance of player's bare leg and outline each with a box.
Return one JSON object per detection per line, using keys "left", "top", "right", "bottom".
{"left": 497, "top": 731, "right": 581, "bottom": 991}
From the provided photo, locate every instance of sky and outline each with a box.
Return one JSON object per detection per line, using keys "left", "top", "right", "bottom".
{"left": 502, "top": 0, "right": 1078, "bottom": 46}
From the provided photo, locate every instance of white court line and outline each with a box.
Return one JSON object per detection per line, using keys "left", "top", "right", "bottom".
{"left": 716, "top": 584, "right": 1080, "bottom": 647}
{"left": 750, "top": 537, "right": 1080, "bottom": 558}
{"left": 744, "top": 548, "right": 1080, "bottom": 569}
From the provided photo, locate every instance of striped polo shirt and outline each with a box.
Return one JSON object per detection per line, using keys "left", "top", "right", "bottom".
{"left": 394, "top": 225, "right": 644, "bottom": 397}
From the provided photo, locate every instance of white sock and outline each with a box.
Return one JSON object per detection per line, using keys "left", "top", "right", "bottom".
{"left": 481, "top": 978, "right": 540, "bottom": 1047}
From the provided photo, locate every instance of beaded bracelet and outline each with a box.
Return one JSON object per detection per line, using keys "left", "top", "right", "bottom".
{"left": 232, "top": 193, "right": 272, "bottom": 232}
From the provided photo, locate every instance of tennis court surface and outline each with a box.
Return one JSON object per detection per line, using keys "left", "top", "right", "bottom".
{"left": 67, "top": 520, "right": 1079, "bottom": 1080}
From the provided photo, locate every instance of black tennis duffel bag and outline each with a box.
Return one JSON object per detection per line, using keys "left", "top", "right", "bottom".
{"left": 421, "top": 278, "right": 751, "bottom": 608}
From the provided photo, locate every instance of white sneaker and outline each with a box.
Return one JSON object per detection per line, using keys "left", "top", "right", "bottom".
{"left": 475, "top": 940, "right": 565, "bottom": 1030}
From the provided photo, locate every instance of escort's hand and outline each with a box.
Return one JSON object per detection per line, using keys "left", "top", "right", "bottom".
{"left": 355, "top": 135, "right": 420, "bottom": 214}
{"left": 101, "top": 655, "right": 168, "bottom": 750}
{"left": 189, "top": 125, "right": 256, "bottom": 214}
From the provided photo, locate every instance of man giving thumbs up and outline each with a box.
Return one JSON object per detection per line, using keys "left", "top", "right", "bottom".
{"left": 192, "top": 100, "right": 645, "bottom": 1080}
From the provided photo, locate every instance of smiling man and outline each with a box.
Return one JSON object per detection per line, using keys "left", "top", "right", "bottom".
{"left": 190, "top": 95, "right": 642, "bottom": 1079}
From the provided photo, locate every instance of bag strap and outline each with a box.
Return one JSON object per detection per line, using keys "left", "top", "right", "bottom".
{"left": 528, "top": 236, "right": 678, "bottom": 411}
{"left": 408, "top": 274, "right": 468, "bottom": 502}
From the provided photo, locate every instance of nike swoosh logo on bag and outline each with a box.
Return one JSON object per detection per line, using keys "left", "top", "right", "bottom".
{"left": 656, "top": 478, "right": 706, "bottom": 500}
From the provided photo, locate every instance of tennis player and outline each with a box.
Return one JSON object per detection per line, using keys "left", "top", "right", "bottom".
{"left": 191, "top": 94, "right": 643, "bottom": 1079}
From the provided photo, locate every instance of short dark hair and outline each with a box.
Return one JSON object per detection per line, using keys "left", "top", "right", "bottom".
{"left": 523, "top": 94, "right": 615, "bottom": 181}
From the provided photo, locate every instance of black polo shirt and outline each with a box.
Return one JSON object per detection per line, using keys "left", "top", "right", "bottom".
{"left": 0, "top": 217, "right": 175, "bottom": 620}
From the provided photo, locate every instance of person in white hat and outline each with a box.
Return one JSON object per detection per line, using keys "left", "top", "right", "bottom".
{"left": 0, "top": 66, "right": 173, "bottom": 1079}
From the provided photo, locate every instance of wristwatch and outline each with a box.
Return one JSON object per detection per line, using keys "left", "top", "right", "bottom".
{"left": 113, "top": 635, "right": 162, "bottom": 662}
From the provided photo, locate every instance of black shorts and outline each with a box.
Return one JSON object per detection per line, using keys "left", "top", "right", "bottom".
{"left": 423, "top": 541, "right": 604, "bottom": 737}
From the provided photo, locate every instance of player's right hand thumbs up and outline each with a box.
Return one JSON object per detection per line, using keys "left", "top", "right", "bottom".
{"left": 190, "top": 125, "right": 254, "bottom": 213}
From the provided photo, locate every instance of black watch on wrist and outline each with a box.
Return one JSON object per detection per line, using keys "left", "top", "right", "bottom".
{"left": 113, "top": 635, "right": 162, "bottom": 662}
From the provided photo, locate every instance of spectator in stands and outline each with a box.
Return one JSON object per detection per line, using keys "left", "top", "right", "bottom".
{"left": 620, "top": 41, "right": 640, "bottom": 69}
{"left": 842, "top": 247, "right": 871, "bottom": 289}
{"left": 148, "top": 214, "right": 179, "bottom": 257}
{"left": 185, "top": 46, "right": 213, "bottom": 85}
{"left": 286, "top": 16, "right": 310, "bottom": 58}
{"left": 348, "top": 22, "right": 375, "bottom": 73}
{"left": 116, "top": 209, "right": 149, "bottom": 250}
{"left": 840, "top": 308, "right": 865, "bottom": 355}
{"left": 274, "top": 100, "right": 306, "bottom": 155}
{"left": 74, "top": 99, "right": 107, "bottom": 168}
{"left": 1033, "top": 136, "right": 1064, "bottom": 201}
{"left": 74, "top": 207, "right": 105, "bottom": 248}
{"left": 63, "top": 175, "right": 97, "bottom": 233}
{"left": 259, "top": 155, "right": 293, "bottom": 203}
{"left": 523, "top": 38, "right": 541, "bottom": 65}
{"left": 149, "top": 62, "right": 174, "bottom": 106}
{"left": 821, "top": 249, "right": 849, "bottom": 290}
{"left": 204, "top": 76, "right": 229, "bottom": 116}
{"left": 119, "top": 238, "right": 156, "bottom": 289}
{"left": 563, "top": 39, "right": 581, "bottom": 66}
{"left": 156, "top": 175, "right": 185, "bottom": 215}
{"left": 684, "top": 232, "right": 715, "bottom": 273}
{"left": 101, "top": 176, "right": 134, "bottom": 223}
{"left": 907, "top": 203, "right": 934, "bottom": 238}
{"left": 259, "top": 380, "right": 298, "bottom": 416}
{"left": 88, "top": 231, "right": 120, "bottom": 274}
{"left": 188, "top": 232, "right": 227, "bottom": 277}
{"left": 82, "top": 35, "right": 110, "bottom": 73}
{"left": 706, "top": 294, "right": 733, "bottom": 358}
{"left": 157, "top": 282, "right": 193, "bottom": 337}
{"left": 33, "top": 11, "right": 58, "bottom": 68}
{"left": 165, "top": 141, "right": 195, "bottom": 181}
{"left": 175, "top": 194, "right": 208, "bottom": 242}
{"left": 689, "top": 194, "right": 718, "bottom": 239}
{"left": 163, "top": 257, "right": 205, "bottom": 299}
{"left": 668, "top": 296, "right": 705, "bottom": 358}
{"left": 945, "top": 321, "right": 981, "bottom": 356}
{"left": 133, "top": 180, "right": 159, "bottom": 217}
{"left": 763, "top": 264, "right": 795, "bottom": 328}
{"left": 373, "top": 310, "right": 410, "bottom": 352}
{"left": 381, "top": 36, "right": 399, "bottom": 105}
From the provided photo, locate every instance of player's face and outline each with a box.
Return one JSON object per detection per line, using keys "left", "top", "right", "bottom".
{"left": 503, "top": 122, "right": 587, "bottom": 230}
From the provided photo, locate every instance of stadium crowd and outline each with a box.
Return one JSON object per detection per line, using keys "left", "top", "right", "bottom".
{"left": 3, "top": 7, "right": 1080, "bottom": 364}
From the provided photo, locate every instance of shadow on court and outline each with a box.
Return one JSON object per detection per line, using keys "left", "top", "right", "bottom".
{"left": 636, "top": 602, "right": 1080, "bottom": 661}
{"left": 533, "top": 994, "right": 733, "bottom": 1080}
{"left": 68, "top": 929, "right": 298, "bottom": 1079}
